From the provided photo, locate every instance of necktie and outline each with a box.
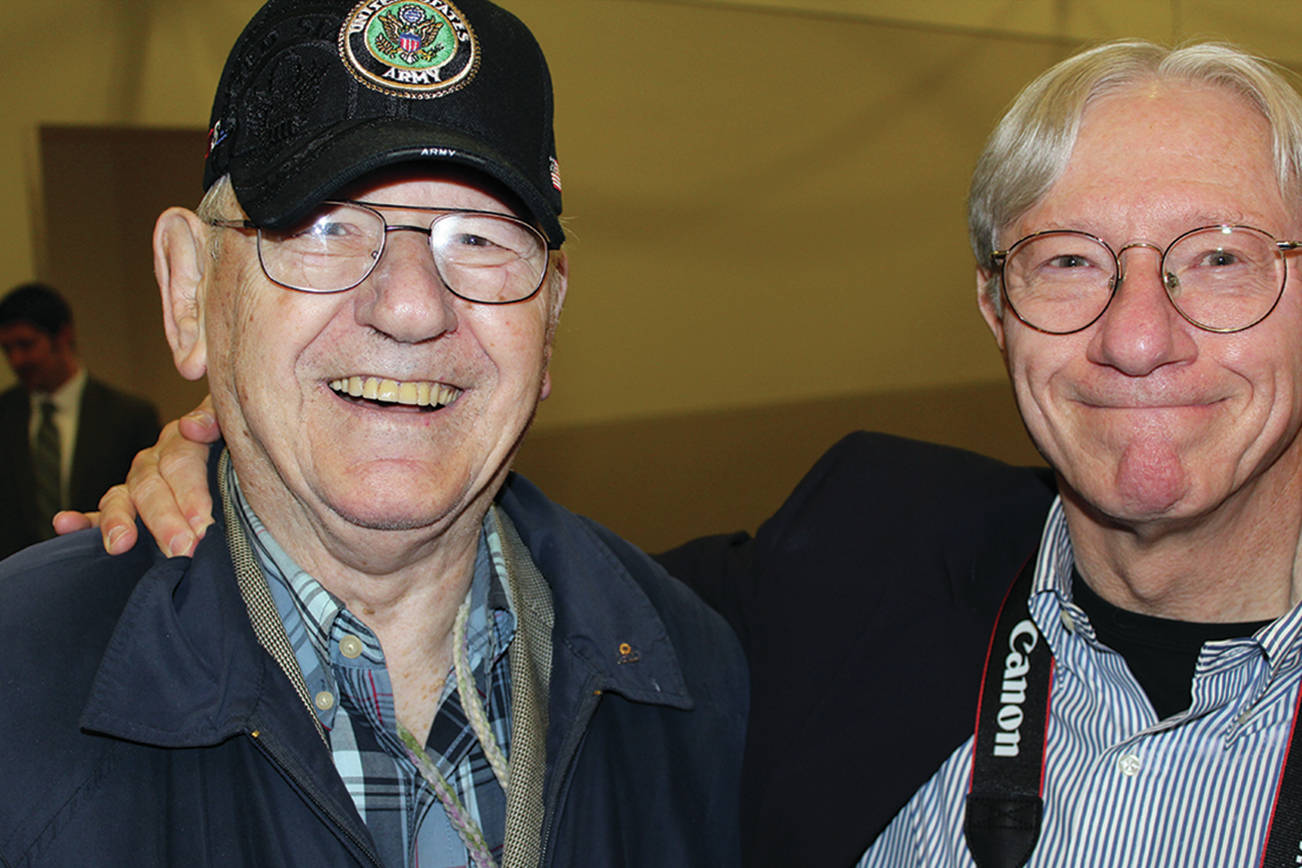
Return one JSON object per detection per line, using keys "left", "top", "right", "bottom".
{"left": 33, "top": 400, "right": 61, "bottom": 538}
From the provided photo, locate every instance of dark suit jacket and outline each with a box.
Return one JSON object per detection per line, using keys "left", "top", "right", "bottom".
{"left": 0, "top": 377, "right": 159, "bottom": 558}
{"left": 657, "top": 432, "right": 1057, "bottom": 868}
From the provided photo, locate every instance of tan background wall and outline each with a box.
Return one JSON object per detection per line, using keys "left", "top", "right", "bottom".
{"left": 5, "top": 1, "right": 1300, "bottom": 549}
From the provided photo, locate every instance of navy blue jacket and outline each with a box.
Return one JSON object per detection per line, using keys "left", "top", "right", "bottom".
{"left": 0, "top": 456, "right": 747, "bottom": 867}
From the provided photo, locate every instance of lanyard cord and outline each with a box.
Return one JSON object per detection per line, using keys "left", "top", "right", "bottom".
{"left": 965, "top": 550, "right": 1302, "bottom": 868}
{"left": 399, "top": 598, "right": 510, "bottom": 868}
{"left": 453, "top": 597, "right": 511, "bottom": 793}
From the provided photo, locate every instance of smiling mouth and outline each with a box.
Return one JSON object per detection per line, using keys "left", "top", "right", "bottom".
{"left": 328, "top": 376, "right": 463, "bottom": 411}
{"left": 1080, "top": 398, "right": 1220, "bottom": 411}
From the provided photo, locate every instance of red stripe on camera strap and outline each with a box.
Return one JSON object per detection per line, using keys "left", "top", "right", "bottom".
{"left": 965, "top": 550, "right": 1051, "bottom": 868}
{"left": 965, "top": 549, "right": 1302, "bottom": 868}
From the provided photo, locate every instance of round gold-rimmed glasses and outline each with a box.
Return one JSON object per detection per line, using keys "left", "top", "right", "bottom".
{"left": 990, "top": 225, "right": 1302, "bottom": 334}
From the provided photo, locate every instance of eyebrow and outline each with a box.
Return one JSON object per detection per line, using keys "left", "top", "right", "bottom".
{"left": 1018, "top": 212, "right": 1278, "bottom": 243}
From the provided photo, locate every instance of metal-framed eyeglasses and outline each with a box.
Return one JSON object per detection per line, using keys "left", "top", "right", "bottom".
{"left": 208, "top": 200, "right": 551, "bottom": 304}
{"left": 989, "top": 224, "right": 1302, "bottom": 335}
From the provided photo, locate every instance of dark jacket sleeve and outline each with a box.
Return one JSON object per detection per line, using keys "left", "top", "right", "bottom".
{"left": 657, "top": 431, "right": 1056, "bottom": 868}
{"left": 653, "top": 530, "right": 755, "bottom": 642}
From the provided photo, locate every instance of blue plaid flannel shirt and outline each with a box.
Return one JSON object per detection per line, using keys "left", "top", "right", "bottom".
{"left": 230, "top": 468, "right": 515, "bottom": 868}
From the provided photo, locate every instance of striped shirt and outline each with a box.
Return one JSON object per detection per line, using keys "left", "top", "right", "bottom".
{"left": 230, "top": 469, "right": 515, "bottom": 868}
{"left": 859, "top": 498, "right": 1302, "bottom": 867}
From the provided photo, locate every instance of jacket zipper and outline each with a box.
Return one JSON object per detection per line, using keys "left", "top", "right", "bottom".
{"left": 539, "top": 688, "right": 603, "bottom": 866}
{"left": 247, "top": 729, "right": 385, "bottom": 867}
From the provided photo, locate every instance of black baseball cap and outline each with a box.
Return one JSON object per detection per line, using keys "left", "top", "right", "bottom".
{"left": 203, "top": 0, "right": 564, "bottom": 247}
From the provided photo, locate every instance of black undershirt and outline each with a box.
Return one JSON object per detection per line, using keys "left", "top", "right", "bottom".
{"left": 1071, "top": 570, "right": 1272, "bottom": 720}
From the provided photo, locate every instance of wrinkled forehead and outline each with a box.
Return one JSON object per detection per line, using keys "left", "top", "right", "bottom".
{"left": 1022, "top": 83, "right": 1287, "bottom": 235}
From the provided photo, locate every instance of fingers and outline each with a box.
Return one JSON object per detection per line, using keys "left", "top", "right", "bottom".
{"left": 90, "top": 395, "right": 222, "bottom": 558}
{"left": 125, "top": 419, "right": 213, "bottom": 559}
{"left": 162, "top": 395, "right": 219, "bottom": 553}
{"left": 94, "top": 486, "right": 142, "bottom": 554}
{"left": 53, "top": 506, "right": 141, "bottom": 556}
{"left": 51, "top": 503, "right": 140, "bottom": 556}
{"left": 52, "top": 510, "right": 95, "bottom": 533}
{"left": 176, "top": 395, "right": 220, "bottom": 444}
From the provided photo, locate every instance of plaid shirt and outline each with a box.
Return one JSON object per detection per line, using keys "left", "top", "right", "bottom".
{"left": 230, "top": 469, "right": 515, "bottom": 868}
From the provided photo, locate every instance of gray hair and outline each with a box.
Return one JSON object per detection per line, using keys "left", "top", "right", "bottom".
{"left": 968, "top": 40, "right": 1302, "bottom": 306}
{"left": 196, "top": 175, "right": 238, "bottom": 262}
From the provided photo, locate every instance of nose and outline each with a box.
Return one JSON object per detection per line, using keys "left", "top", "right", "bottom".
{"left": 352, "top": 227, "right": 459, "bottom": 343}
{"left": 1086, "top": 243, "right": 1197, "bottom": 376}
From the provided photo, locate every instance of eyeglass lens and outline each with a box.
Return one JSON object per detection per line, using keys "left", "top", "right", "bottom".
{"left": 257, "top": 202, "right": 548, "bottom": 302}
{"left": 1001, "top": 226, "right": 1288, "bottom": 333}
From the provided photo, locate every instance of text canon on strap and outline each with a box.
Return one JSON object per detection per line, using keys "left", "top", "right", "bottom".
{"left": 963, "top": 549, "right": 1302, "bottom": 868}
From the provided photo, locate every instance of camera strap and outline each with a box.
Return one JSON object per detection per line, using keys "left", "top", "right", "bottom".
{"left": 964, "top": 551, "right": 1050, "bottom": 868}
{"left": 963, "top": 548, "right": 1302, "bottom": 868}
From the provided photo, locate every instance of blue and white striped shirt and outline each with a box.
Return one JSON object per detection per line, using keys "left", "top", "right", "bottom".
{"left": 860, "top": 498, "right": 1302, "bottom": 867}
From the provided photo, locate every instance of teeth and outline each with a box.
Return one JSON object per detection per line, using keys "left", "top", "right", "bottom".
{"left": 329, "top": 377, "right": 462, "bottom": 409}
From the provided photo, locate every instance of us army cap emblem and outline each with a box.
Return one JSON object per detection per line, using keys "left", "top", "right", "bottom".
{"left": 339, "top": 0, "right": 479, "bottom": 97}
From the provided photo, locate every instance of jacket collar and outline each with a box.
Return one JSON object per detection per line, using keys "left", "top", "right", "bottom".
{"left": 81, "top": 445, "right": 313, "bottom": 748}
{"left": 79, "top": 463, "right": 276, "bottom": 746}
{"left": 495, "top": 472, "right": 694, "bottom": 711}
{"left": 81, "top": 451, "right": 695, "bottom": 748}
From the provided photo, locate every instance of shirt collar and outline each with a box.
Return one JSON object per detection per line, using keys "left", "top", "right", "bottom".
{"left": 225, "top": 462, "right": 516, "bottom": 678}
{"left": 29, "top": 365, "right": 86, "bottom": 413}
{"left": 1033, "top": 497, "right": 1302, "bottom": 669}
{"left": 1031, "top": 498, "right": 1075, "bottom": 601}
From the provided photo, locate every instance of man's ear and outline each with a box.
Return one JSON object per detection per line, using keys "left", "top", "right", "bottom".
{"left": 976, "top": 267, "right": 1007, "bottom": 355}
{"left": 154, "top": 207, "right": 210, "bottom": 381}
{"left": 539, "top": 250, "right": 569, "bottom": 401}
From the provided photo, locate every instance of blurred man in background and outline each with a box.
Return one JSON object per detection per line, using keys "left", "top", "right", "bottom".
{"left": 0, "top": 281, "right": 158, "bottom": 556}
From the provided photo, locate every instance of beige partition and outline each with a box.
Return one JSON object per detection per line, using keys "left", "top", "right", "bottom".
{"left": 39, "top": 127, "right": 211, "bottom": 424}
{"left": 516, "top": 380, "right": 1038, "bottom": 550}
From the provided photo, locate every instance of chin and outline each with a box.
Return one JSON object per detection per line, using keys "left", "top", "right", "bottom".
{"left": 321, "top": 490, "right": 448, "bottom": 530}
{"left": 335, "top": 512, "right": 440, "bottom": 532}
{"left": 321, "top": 479, "right": 474, "bottom": 534}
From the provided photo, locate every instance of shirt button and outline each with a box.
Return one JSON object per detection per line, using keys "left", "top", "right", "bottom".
{"left": 339, "top": 635, "right": 364, "bottom": 659}
{"left": 1060, "top": 609, "right": 1076, "bottom": 633}
{"left": 314, "top": 690, "right": 335, "bottom": 711}
{"left": 1117, "top": 752, "right": 1141, "bottom": 777}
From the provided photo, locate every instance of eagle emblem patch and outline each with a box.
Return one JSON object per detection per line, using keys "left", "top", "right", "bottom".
{"left": 339, "top": 0, "right": 478, "bottom": 98}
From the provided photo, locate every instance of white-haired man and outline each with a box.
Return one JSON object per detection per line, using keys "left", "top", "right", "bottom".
{"left": 862, "top": 41, "right": 1302, "bottom": 867}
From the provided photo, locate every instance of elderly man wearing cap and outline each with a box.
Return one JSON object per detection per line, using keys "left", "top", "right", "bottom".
{"left": 0, "top": 1, "right": 746, "bottom": 866}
